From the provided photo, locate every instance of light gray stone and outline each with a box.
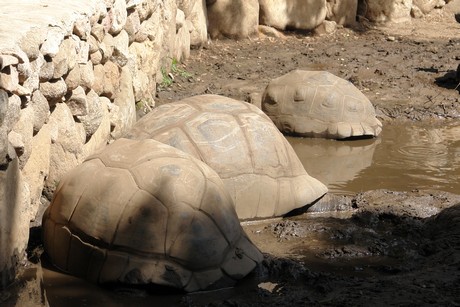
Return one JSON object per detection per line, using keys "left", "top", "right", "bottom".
{"left": 125, "top": 9, "right": 141, "bottom": 44}
{"left": 207, "top": 0, "right": 259, "bottom": 38}
{"left": 314, "top": 20, "right": 338, "bottom": 35}
{"left": 92, "top": 64, "right": 105, "bottom": 95}
{"left": 22, "top": 123, "right": 51, "bottom": 221}
{"left": 73, "top": 17, "right": 91, "bottom": 39}
{"left": 137, "top": 0, "right": 155, "bottom": 21}
{"left": 79, "top": 61, "right": 95, "bottom": 89}
{"left": 39, "top": 60, "right": 54, "bottom": 82}
{"left": 179, "top": 0, "right": 207, "bottom": 47}
{"left": 358, "top": 0, "right": 413, "bottom": 23}
{"left": 39, "top": 78, "right": 67, "bottom": 103}
{"left": 12, "top": 107, "right": 34, "bottom": 168}
{"left": 102, "top": 61, "right": 120, "bottom": 99}
{"left": 67, "top": 86, "right": 88, "bottom": 117}
{"left": 81, "top": 99, "right": 110, "bottom": 158}
{"left": 0, "top": 55, "right": 19, "bottom": 70}
{"left": 6, "top": 94, "right": 21, "bottom": 130}
{"left": 413, "top": 0, "right": 445, "bottom": 14}
{"left": 65, "top": 61, "right": 94, "bottom": 91}
{"left": 18, "top": 28, "right": 47, "bottom": 61}
{"left": 91, "top": 23, "right": 106, "bottom": 42}
{"left": 77, "top": 89, "right": 105, "bottom": 138}
{"left": 111, "top": 29, "right": 129, "bottom": 67}
{"left": 108, "top": 0, "right": 128, "bottom": 35}
{"left": 88, "top": 34, "right": 99, "bottom": 54}
{"left": 100, "top": 33, "right": 115, "bottom": 63}
{"left": 112, "top": 66, "right": 136, "bottom": 139}
{"left": 0, "top": 158, "right": 29, "bottom": 287}
{"left": 259, "top": 0, "right": 327, "bottom": 31}
{"left": 0, "top": 89, "right": 7, "bottom": 126}
{"left": 45, "top": 103, "right": 85, "bottom": 198}
{"left": 128, "top": 41, "right": 158, "bottom": 102}
{"left": 76, "top": 39, "right": 90, "bottom": 64}
{"left": 0, "top": 65, "right": 19, "bottom": 93}
{"left": 17, "top": 61, "right": 31, "bottom": 84}
{"left": 52, "top": 38, "right": 78, "bottom": 79}
{"left": 40, "top": 27, "right": 66, "bottom": 58}
{"left": 8, "top": 130, "right": 24, "bottom": 157}
{"left": 326, "top": 0, "right": 358, "bottom": 26}
{"left": 31, "top": 90, "right": 50, "bottom": 133}
{"left": 22, "top": 54, "right": 45, "bottom": 93}
{"left": 90, "top": 50, "right": 103, "bottom": 65}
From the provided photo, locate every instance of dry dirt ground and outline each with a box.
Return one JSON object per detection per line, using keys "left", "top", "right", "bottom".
{"left": 155, "top": 8, "right": 460, "bottom": 121}
{"left": 152, "top": 7, "right": 460, "bottom": 307}
{"left": 3, "top": 6, "right": 460, "bottom": 307}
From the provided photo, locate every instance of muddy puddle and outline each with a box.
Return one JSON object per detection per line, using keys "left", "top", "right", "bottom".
{"left": 289, "top": 119, "right": 460, "bottom": 195}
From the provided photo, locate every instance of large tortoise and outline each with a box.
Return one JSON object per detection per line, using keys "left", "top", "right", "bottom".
{"left": 261, "top": 70, "right": 382, "bottom": 139}
{"left": 125, "top": 94, "right": 327, "bottom": 220}
{"left": 42, "top": 138, "right": 263, "bottom": 292}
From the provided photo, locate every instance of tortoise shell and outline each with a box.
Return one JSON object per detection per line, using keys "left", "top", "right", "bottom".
{"left": 125, "top": 94, "right": 327, "bottom": 220}
{"left": 261, "top": 70, "right": 382, "bottom": 139}
{"left": 42, "top": 138, "right": 263, "bottom": 292}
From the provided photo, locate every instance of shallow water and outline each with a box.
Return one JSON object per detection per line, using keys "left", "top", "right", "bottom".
{"left": 288, "top": 120, "right": 460, "bottom": 195}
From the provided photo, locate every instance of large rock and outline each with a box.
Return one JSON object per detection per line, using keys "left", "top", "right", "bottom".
{"left": 178, "top": 0, "right": 208, "bottom": 47}
{"left": 207, "top": 0, "right": 259, "bottom": 39}
{"left": 44, "top": 103, "right": 85, "bottom": 199}
{"left": 22, "top": 123, "right": 51, "bottom": 222}
{"left": 357, "top": 0, "right": 413, "bottom": 23}
{"left": 412, "top": 0, "right": 445, "bottom": 15}
{"left": 259, "top": 0, "right": 327, "bottom": 31}
{"left": 326, "top": 0, "right": 358, "bottom": 26}
{"left": 111, "top": 66, "right": 136, "bottom": 139}
{"left": 0, "top": 158, "right": 29, "bottom": 288}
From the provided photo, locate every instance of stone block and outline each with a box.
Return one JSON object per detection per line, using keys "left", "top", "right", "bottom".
{"left": 259, "top": 0, "right": 327, "bottom": 31}
{"left": 358, "top": 0, "right": 413, "bottom": 23}
{"left": 39, "top": 78, "right": 67, "bottom": 104}
{"left": 76, "top": 89, "right": 104, "bottom": 138}
{"left": 40, "top": 27, "right": 66, "bottom": 58}
{"left": 112, "top": 66, "right": 136, "bottom": 139}
{"left": 0, "top": 66, "right": 19, "bottom": 93}
{"left": 67, "top": 86, "right": 88, "bottom": 117}
{"left": 31, "top": 90, "right": 50, "bottom": 133}
{"left": 52, "top": 38, "right": 78, "bottom": 79}
{"left": 22, "top": 123, "right": 51, "bottom": 222}
{"left": 207, "top": 0, "right": 259, "bottom": 39}
{"left": 326, "top": 0, "right": 358, "bottom": 26}
{"left": 0, "top": 158, "right": 29, "bottom": 288}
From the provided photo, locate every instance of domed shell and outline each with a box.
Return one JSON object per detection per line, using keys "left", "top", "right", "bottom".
{"left": 261, "top": 70, "right": 382, "bottom": 139}
{"left": 125, "top": 94, "right": 327, "bottom": 220}
{"left": 42, "top": 138, "right": 263, "bottom": 292}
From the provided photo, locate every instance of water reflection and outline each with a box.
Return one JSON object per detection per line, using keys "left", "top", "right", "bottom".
{"left": 288, "top": 137, "right": 379, "bottom": 193}
{"left": 289, "top": 120, "right": 460, "bottom": 195}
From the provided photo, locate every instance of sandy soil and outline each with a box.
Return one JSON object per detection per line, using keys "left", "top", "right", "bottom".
{"left": 155, "top": 7, "right": 460, "bottom": 122}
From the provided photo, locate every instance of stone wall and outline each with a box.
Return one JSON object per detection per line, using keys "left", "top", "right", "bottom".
{"left": 0, "top": 0, "right": 207, "bottom": 288}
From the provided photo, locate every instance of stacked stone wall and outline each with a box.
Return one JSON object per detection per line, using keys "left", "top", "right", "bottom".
{"left": 0, "top": 0, "right": 200, "bottom": 288}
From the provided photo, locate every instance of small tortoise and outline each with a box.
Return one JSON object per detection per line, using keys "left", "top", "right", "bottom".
{"left": 261, "top": 70, "right": 382, "bottom": 139}
{"left": 42, "top": 138, "right": 263, "bottom": 292}
{"left": 125, "top": 94, "right": 327, "bottom": 220}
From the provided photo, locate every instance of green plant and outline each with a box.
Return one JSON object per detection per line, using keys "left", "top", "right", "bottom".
{"left": 171, "top": 58, "right": 193, "bottom": 78}
{"left": 159, "top": 58, "right": 192, "bottom": 90}
{"left": 160, "top": 66, "right": 174, "bottom": 88}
